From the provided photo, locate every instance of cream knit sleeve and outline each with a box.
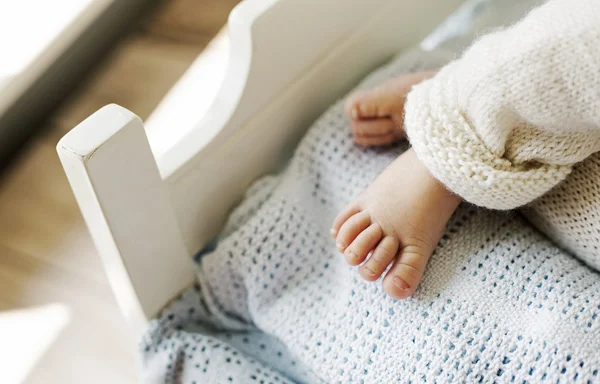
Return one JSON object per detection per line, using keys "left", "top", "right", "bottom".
{"left": 404, "top": 0, "right": 600, "bottom": 210}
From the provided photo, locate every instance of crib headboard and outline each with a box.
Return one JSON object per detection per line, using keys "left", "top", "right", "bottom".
{"left": 57, "top": 0, "right": 465, "bottom": 331}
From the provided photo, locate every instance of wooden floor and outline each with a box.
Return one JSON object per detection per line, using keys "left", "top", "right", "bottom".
{"left": 0, "top": 1, "right": 237, "bottom": 382}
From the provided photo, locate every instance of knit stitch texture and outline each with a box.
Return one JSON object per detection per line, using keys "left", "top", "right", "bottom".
{"left": 405, "top": 0, "right": 600, "bottom": 210}
{"left": 139, "top": 45, "right": 600, "bottom": 383}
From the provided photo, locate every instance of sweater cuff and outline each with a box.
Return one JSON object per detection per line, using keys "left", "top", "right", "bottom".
{"left": 404, "top": 72, "right": 572, "bottom": 210}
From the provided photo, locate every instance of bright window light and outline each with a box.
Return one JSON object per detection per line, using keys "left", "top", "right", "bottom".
{"left": 0, "top": 0, "right": 98, "bottom": 78}
{"left": 0, "top": 304, "right": 71, "bottom": 384}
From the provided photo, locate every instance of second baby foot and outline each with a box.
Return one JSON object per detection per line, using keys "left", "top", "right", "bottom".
{"left": 331, "top": 149, "right": 461, "bottom": 299}
{"left": 345, "top": 70, "right": 436, "bottom": 147}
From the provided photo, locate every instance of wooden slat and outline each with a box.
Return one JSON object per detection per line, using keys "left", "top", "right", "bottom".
{"left": 0, "top": 0, "right": 237, "bottom": 382}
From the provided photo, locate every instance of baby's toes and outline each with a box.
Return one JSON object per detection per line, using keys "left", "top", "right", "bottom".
{"left": 345, "top": 84, "right": 404, "bottom": 121}
{"left": 352, "top": 119, "right": 398, "bottom": 147}
{"left": 344, "top": 223, "right": 383, "bottom": 266}
{"left": 382, "top": 246, "right": 431, "bottom": 299}
{"left": 345, "top": 89, "right": 377, "bottom": 119}
{"left": 331, "top": 203, "right": 361, "bottom": 238}
{"left": 352, "top": 118, "right": 395, "bottom": 137}
{"left": 360, "top": 235, "right": 399, "bottom": 282}
{"left": 351, "top": 118, "right": 404, "bottom": 147}
{"left": 354, "top": 134, "right": 398, "bottom": 147}
{"left": 335, "top": 210, "right": 371, "bottom": 252}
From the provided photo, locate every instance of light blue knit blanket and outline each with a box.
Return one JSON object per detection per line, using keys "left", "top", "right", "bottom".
{"left": 139, "top": 44, "right": 600, "bottom": 383}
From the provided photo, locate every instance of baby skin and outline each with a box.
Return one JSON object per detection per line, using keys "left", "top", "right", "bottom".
{"left": 331, "top": 71, "right": 462, "bottom": 299}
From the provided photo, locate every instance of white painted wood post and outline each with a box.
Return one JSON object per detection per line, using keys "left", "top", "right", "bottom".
{"left": 57, "top": 104, "right": 195, "bottom": 331}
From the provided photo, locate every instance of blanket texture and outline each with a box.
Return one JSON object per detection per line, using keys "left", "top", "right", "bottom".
{"left": 140, "top": 46, "right": 600, "bottom": 383}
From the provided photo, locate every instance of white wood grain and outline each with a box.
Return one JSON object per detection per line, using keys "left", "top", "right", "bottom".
{"left": 58, "top": 0, "right": 465, "bottom": 329}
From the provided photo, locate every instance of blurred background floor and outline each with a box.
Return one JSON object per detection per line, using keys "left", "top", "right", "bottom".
{"left": 0, "top": 0, "right": 238, "bottom": 382}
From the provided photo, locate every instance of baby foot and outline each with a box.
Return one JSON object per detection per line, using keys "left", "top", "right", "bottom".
{"left": 331, "top": 149, "right": 461, "bottom": 299}
{"left": 345, "top": 70, "right": 436, "bottom": 147}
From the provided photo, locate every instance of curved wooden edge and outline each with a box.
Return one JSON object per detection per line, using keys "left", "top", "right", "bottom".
{"left": 57, "top": 104, "right": 195, "bottom": 331}
{"left": 55, "top": 0, "right": 467, "bottom": 330}
{"left": 157, "top": 0, "right": 466, "bottom": 181}
{"left": 158, "top": 0, "right": 466, "bottom": 255}
{"left": 156, "top": 0, "right": 273, "bottom": 178}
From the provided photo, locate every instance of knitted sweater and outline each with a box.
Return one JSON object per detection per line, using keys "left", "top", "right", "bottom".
{"left": 139, "top": 1, "right": 600, "bottom": 383}
{"left": 141, "top": 45, "right": 600, "bottom": 383}
{"left": 405, "top": 0, "right": 600, "bottom": 210}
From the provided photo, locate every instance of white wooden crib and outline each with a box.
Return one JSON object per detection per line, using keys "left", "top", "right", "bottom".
{"left": 56, "top": 0, "right": 465, "bottom": 333}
